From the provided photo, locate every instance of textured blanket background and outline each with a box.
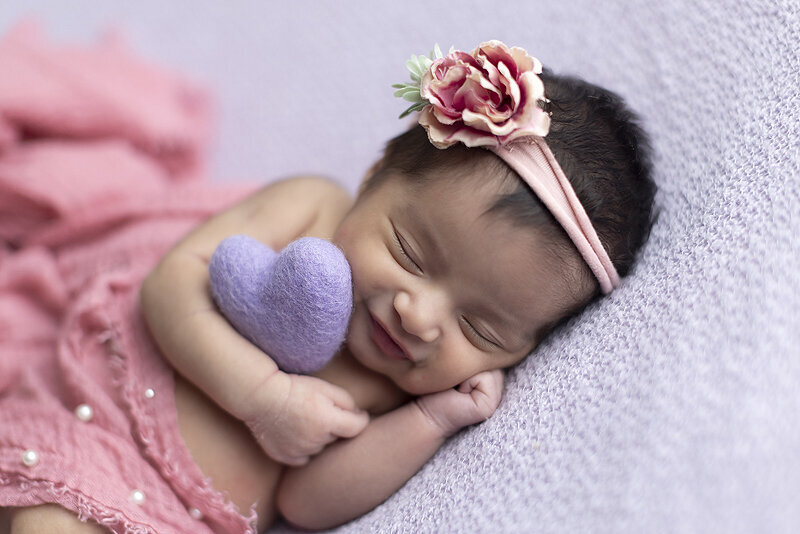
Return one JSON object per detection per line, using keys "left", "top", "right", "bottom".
{"left": 2, "top": 1, "right": 798, "bottom": 533}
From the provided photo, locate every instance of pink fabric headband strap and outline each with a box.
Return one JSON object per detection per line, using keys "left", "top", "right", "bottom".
{"left": 490, "top": 138, "right": 620, "bottom": 294}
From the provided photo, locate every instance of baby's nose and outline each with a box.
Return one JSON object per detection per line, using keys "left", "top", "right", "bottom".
{"left": 393, "top": 290, "right": 443, "bottom": 343}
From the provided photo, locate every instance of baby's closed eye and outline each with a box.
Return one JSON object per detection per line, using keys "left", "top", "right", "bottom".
{"left": 460, "top": 316, "right": 501, "bottom": 350}
{"left": 392, "top": 226, "right": 423, "bottom": 274}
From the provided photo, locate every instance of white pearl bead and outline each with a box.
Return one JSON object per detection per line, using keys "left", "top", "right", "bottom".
{"left": 22, "top": 450, "right": 39, "bottom": 467}
{"left": 188, "top": 507, "right": 203, "bottom": 520}
{"left": 130, "top": 489, "right": 146, "bottom": 505}
{"left": 144, "top": 388, "right": 155, "bottom": 399}
{"left": 74, "top": 403, "right": 94, "bottom": 422}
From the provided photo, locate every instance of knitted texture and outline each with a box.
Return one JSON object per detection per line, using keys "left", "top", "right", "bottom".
{"left": 209, "top": 235, "right": 352, "bottom": 374}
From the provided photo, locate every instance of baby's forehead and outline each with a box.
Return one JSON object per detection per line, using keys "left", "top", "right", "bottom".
{"left": 406, "top": 161, "right": 520, "bottom": 212}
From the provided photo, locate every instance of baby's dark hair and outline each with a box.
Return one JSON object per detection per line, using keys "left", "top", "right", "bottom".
{"left": 364, "top": 69, "right": 656, "bottom": 306}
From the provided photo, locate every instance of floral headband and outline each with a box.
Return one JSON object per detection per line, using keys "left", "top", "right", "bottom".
{"left": 394, "top": 40, "right": 620, "bottom": 293}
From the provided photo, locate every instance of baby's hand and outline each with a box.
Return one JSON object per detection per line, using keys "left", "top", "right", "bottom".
{"left": 415, "top": 370, "right": 505, "bottom": 437}
{"left": 239, "top": 372, "right": 370, "bottom": 466}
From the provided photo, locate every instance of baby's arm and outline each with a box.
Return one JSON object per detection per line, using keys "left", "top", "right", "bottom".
{"left": 276, "top": 370, "right": 504, "bottom": 530}
{"left": 141, "top": 177, "right": 367, "bottom": 464}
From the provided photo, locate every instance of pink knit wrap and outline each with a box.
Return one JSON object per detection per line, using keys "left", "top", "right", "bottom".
{"left": 0, "top": 23, "right": 258, "bottom": 533}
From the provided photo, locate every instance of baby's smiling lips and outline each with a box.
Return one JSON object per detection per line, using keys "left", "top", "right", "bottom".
{"left": 369, "top": 313, "right": 413, "bottom": 362}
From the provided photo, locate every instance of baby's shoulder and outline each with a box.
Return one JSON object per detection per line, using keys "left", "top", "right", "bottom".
{"left": 258, "top": 175, "right": 353, "bottom": 209}
{"left": 270, "top": 175, "right": 352, "bottom": 204}
{"left": 242, "top": 176, "right": 354, "bottom": 246}
{"left": 280, "top": 175, "right": 350, "bottom": 210}
{"left": 277, "top": 175, "right": 353, "bottom": 238}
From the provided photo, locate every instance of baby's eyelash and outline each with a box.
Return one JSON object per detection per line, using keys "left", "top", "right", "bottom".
{"left": 461, "top": 316, "right": 498, "bottom": 350}
{"left": 393, "top": 229, "right": 422, "bottom": 273}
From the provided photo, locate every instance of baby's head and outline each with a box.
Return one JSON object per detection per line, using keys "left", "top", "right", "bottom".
{"left": 333, "top": 43, "right": 655, "bottom": 395}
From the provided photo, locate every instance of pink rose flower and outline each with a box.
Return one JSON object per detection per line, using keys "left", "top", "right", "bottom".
{"left": 418, "top": 40, "right": 550, "bottom": 149}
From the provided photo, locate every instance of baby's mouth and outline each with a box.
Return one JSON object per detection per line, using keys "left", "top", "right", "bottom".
{"left": 369, "top": 313, "right": 411, "bottom": 361}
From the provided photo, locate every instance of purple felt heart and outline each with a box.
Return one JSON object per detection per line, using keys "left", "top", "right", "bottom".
{"left": 208, "top": 235, "right": 352, "bottom": 374}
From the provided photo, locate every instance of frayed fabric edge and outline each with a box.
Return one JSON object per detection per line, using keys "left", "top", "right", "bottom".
{"left": 0, "top": 473, "right": 156, "bottom": 534}
{"left": 98, "top": 275, "right": 258, "bottom": 533}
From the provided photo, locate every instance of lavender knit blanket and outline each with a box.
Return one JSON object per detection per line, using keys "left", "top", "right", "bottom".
{"left": 2, "top": 1, "right": 797, "bottom": 532}
{"left": 277, "top": 3, "right": 799, "bottom": 533}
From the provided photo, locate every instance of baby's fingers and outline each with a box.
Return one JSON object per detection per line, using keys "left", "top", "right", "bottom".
{"left": 280, "top": 454, "right": 311, "bottom": 467}
{"left": 274, "top": 439, "right": 327, "bottom": 466}
{"left": 314, "top": 378, "right": 370, "bottom": 436}
{"left": 329, "top": 406, "right": 370, "bottom": 439}
{"left": 458, "top": 369, "right": 504, "bottom": 395}
{"left": 460, "top": 370, "right": 505, "bottom": 419}
{"left": 314, "top": 378, "right": 360, "bottom": 413}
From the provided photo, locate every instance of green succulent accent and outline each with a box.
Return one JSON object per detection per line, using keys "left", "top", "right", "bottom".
{"left": 393, "top": 44, "right": 452, "bottom": 118}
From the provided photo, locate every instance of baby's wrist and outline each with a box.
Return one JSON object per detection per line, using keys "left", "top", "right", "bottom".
{"left": 231, "top": 367, "right": 289, "bottom": 425}
{"left": 413, "top": 397, "right": 457, "bottom": 439}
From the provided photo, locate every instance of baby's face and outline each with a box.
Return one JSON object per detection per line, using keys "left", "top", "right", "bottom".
{"left": 333, "top": 172, "right": 578, "bottom": 395}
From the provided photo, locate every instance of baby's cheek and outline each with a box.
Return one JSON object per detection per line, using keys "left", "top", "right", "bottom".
{"left": 352, "top": 255, "right": 390, "bottom": 292}
{"left": 452, "top": 346, "right": 500, "bottom": 383}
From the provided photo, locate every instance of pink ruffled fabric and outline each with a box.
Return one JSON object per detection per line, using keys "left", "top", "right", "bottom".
{"left": 0, "top": 23, "right": 258, "bottom": 533}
